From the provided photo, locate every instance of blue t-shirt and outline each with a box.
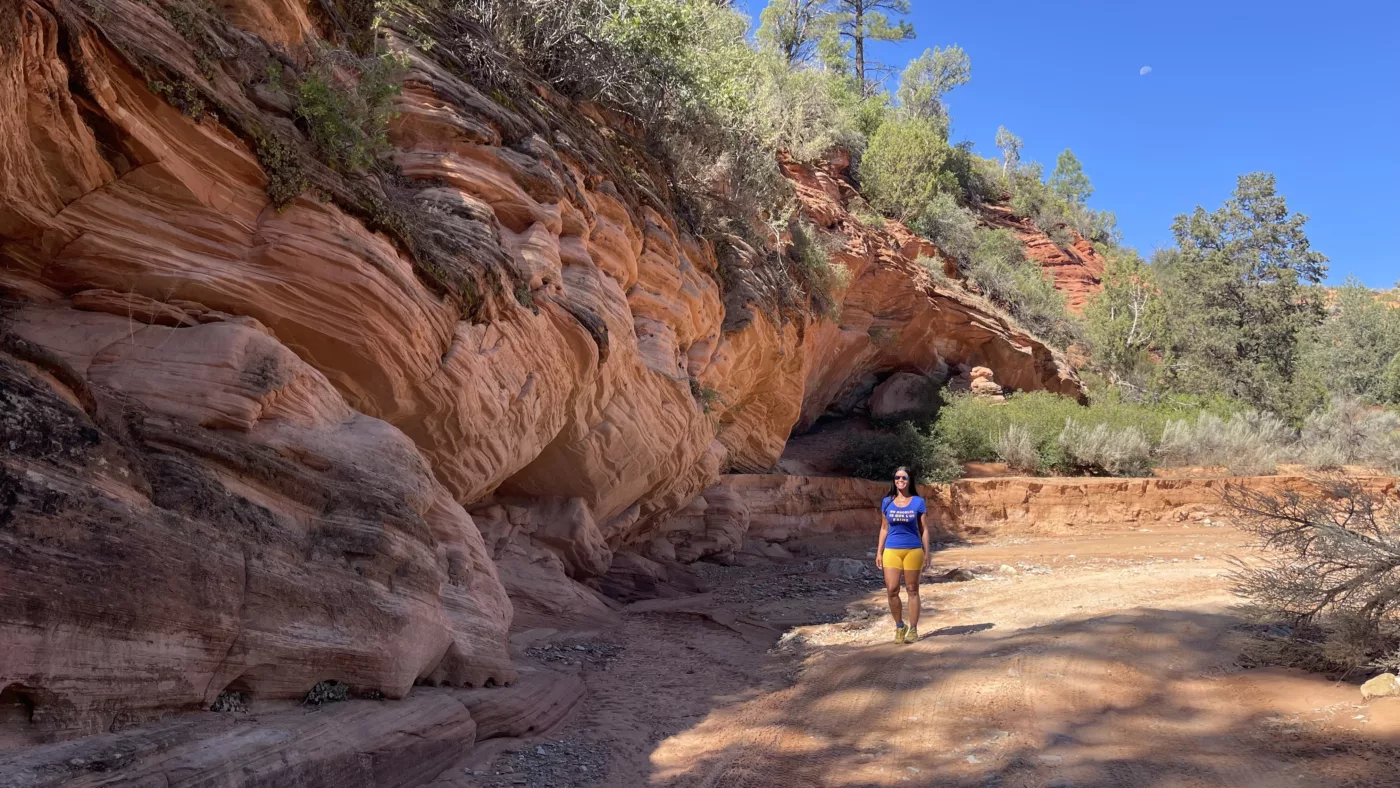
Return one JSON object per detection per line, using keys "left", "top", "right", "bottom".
{"left": 882, "top": 495, "right": 926, "bottom": 549}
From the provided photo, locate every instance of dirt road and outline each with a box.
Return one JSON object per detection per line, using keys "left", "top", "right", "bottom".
{"left": 473, "top": 525, "right": 1400, "bottom": 787}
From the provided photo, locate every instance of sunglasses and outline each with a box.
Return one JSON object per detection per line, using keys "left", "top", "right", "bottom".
{"left": 894, "top": 475, "right": 909, "bottom": 480}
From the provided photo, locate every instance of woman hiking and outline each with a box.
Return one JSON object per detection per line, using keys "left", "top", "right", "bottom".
{"left": 875, "top": 466, "right": 929, "bottom": 644}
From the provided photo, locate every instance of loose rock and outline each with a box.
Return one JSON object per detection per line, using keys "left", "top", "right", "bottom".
{"left": 1361, "top": 673, "right": 1400, "bottom": 700}
{"left": 826, "top": 558, "right": 868, "bottom": 579}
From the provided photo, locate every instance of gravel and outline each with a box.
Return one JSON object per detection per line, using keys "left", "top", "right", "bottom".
{"left": 524, "top": 641, "right": 623, "bottom": 671}
{"left": 475, "top": 738, "right": 612, "bottom": 787}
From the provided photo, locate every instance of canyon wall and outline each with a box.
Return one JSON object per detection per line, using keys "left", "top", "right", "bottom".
{"left": 684, "top": 473, "right": 1400, "bottom": 554}
{"left": 0, "top": 0, "right": 1082, "bottom": 751}
{"left": 977, "top": 203, "right": 1105, "bottom": 313}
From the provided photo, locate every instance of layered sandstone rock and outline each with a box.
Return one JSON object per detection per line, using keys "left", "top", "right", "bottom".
{"left": 782, "top": 158, "right": 1083, "bottom": 431}
{"left": 678, "top": 473, "right": 1400, "bottom": 551}
{"left": 0, "top": 0, "right": 1084, "bottom": 758}
{"left": 977, "top": 203, "right": 1106, "bottom": 313}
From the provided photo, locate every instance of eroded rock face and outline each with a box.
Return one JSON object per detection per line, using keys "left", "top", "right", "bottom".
{"left": 780, "top": 158, "right": 1084, "bottom": 431}
{"left": 0, "top": 309, "right": 514, "bottom": 744}
{"left": 0, "top": 0, "right": 1084, "bottom": 748}
{"left": 679, "top": 473, "right": 1400, "bottom": 550}
{"left": 977, "top": 203, "right": 1106, "bottom": 313}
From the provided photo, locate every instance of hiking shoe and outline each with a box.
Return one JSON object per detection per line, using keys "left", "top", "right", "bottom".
{"left": 894, "top": 624, "right": 907, "bottom": 644}
{"left": 903, "top": 626, "right": 918, "bottom": 644}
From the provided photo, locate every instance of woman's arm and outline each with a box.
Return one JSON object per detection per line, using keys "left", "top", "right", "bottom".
{"left": 920, "top": 513, "right": 931, "bottom": 570}
{"left": 875, "top": 516, "right": 889, "bottom": 569}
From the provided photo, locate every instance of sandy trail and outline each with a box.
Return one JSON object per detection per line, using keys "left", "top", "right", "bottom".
{"left": 474, "top": 526, "right": 1400, "bottom": 787}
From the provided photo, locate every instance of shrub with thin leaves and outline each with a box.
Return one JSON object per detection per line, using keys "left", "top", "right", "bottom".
{"left": 994, "top": 424, "right": 1039, "bottom": 472}
{"left": 788, "top": 220, "right": 850, "bottom": 320}
{"left": 965, "top": 228, "right": 1081, "bottom": 349}
{"left": 1297, "top": 398, "right": 1400, "bottom": 472}
{"left": 1156, "top": 411, "right": 1292, "bottom": 476}
{"left": 934, "top": 390, "right": 1242, "bottom": 473}
{"left": 294, "top": 51, "right": 401, "bottom": 172}
{"left": 1229, "top": 477, "right": 1400, "bottom": 675}
{"left": 909, "top": 192, "right": 979, "bottom": 266}
{"left": 1056, "top": 419, "right": 1152, "bottom": 476}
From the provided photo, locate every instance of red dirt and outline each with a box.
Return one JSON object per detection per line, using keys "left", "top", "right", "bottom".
{"left": 468, "top": 525, "right": 1400, "bottom": 787}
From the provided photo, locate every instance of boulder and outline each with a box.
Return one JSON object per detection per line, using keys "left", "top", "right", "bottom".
{"left": 1361, "top": 673, "right": 1400, "bottom": 700}
{"left": 868, "top": 372, "right": 940, "bottom": 421}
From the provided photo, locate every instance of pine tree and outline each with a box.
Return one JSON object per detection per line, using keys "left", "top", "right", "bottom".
{"left": 1157, "top": 173, "right": 1329, "bottom": 417}
{"left": 1049, "top": 149, "right": 1093, "bottom": 205}
{"left": 829, "top": 0, "right": 915, "bottom": 96}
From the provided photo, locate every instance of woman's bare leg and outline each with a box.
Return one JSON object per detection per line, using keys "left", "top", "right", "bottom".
{"left": 903, "top": 569, "right": 921, "bottom": 629}
{"left": 884, "top": 564, "right": 905, "bottom": 625}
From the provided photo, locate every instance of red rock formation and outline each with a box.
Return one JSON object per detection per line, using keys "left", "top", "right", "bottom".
{"left": 781, "top": 157, "right": 1084, "bottom": 431}
{"left": 681, "top": 473, "right": 1400, "bottom": 553}
{"left": 0, "top": 0, "right": 1083, "bottom": 762}
{"left": 977, "top": 203, "right": 1106, "bottom": 313}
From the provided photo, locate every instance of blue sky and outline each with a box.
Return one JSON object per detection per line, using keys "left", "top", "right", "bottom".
{"left": 735, "top": 0, "right": 1398, "bottom": 287}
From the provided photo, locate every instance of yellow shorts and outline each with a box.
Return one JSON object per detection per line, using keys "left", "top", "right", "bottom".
{"left": 882, "top": 548, "right": 924, "bottom": 571}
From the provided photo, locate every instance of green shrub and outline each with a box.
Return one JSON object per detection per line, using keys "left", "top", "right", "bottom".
{"left": 1383, "top": 351, "right": 1400, "bottom": 406}
{"left": 294, "top": 52, "right": 401, "bottom": 172}
{"left": 1156, "top": 411, "right": 1291, "bottom": 475}
{"left": 934, "top": 389, "right": 1243, "bottom": 470}
{"left": 915, "top": 255, "right": 951, "bottom": 285}
{"left": 788, "top": 221, "right": 850, "bottom": 320}
{"left": 965, "top": 229, "right": 1081, "bottom": 348}
{"left": 837, "top": 422, "right": 960, "bottom": 484}
{"left": 909, "top": 192, "right": 978, "bottom": 265}
{"left": 690, "top": 378, "right": 724, "bottom": 414}
{"left": 858, "top": 117, "right": 958, "bottom": 222}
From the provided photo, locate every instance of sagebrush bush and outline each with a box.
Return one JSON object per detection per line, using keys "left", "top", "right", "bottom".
{"left": 910, "top": 192, "right": 979, "bottom": 266}
{"left": 993, "top": 424, "right": 1039, "bottom": 472}
{"left": 1056, "top": 419, "right": 1152, "bottom": 476}
{"left": 1230, "top": 478, "right": 1400, "bottom": 675}
{"left": 1298, "top": 398, "right": 1400, "bottom": 471}
{"left": 1156, "top": 411, "right": 1293, "bottom": 476}
{"left": 934, "top": 390, "right": 1242, "bottom": 474}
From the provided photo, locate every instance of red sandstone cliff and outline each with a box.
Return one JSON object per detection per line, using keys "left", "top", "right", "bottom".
{"left": 977, "top": 203, "right": 1106, "bottom": 313}
{"left": 0, "top": 0, "right": 1083, "bottom": 769}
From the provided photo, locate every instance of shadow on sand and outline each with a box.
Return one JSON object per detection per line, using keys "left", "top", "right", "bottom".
{"left": 645, "top": 606, "right": 1400, "bottom": 787}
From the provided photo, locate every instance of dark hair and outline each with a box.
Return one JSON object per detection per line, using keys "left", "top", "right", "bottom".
{"left": 885, "top": 465, "right": 919, "bottom": 501}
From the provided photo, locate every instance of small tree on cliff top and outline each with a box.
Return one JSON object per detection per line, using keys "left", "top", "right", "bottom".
{"left": 829, "top": 0, "right": 915, "bottom": 96}
{"left": 897, "top": 45, "right": 971, "bottom": 122}
{"left": 1049, "top": 148, "right": 1093, "bottom": 205}
{"left": 757, "top": 0, "right": 831, "bottom": 64}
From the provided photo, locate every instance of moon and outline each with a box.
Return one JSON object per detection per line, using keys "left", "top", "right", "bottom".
{"left": 1139, "top": 66, "right": 1153, "bottom": 76}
